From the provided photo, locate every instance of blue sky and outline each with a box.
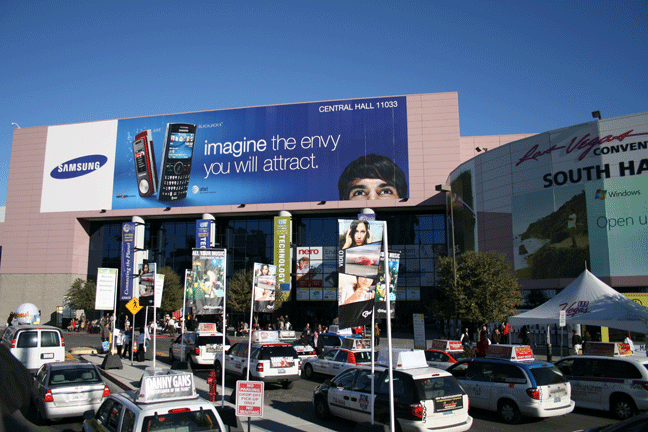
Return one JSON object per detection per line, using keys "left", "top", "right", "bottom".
{"left": 1, "top": 0, "right": 646, "bottom": 207}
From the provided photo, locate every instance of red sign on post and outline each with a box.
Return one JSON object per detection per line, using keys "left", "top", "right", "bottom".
{"left": 235, "top": 381, "right": 264, "bottom": 417}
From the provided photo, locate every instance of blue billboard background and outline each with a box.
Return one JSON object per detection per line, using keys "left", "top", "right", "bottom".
{"left": 112, "top": 97, "right": 408, "bottom": 209}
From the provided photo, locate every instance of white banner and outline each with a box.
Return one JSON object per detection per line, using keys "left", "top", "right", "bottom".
{"left": 95, "top": 268, "right": 118, "bottom": 310}
{"left": 154, "top": 274, "right": 165, "bottom": 308}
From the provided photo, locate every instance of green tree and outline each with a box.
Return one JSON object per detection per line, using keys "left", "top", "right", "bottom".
{"left": 158, "top": 266, "right": 183, "bottom": 313}
{"left": 66, "top": 278, "right": 97, "bottom": 311}
{"left": 226, "top": 268, "right": 286, "bottom": 314}
{"left": 434, "top": 251, "right": 521, "bottom": 324}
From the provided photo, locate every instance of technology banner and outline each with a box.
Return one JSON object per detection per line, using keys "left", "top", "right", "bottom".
{"left": 196, "top": 219, "right": 212, "bottom": 249}
{"left": 337, "top": 219, "right": 384, "bottom": 328}
{"left": 375, "top": 251, "right": 400, "bottom": 319}
{"left": 190, "top": 249, "right": 226, "bottom": 315}
{"left": 253, "top": 263, "right": 277, "bottom": 313}
{"left": 274, "top": 216, "right": 291, "bottom": 294}
{"left": 119, "top": 222, "right": 136, "bottom": 301}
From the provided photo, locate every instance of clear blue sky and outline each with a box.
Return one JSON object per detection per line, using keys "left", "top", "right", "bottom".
{"left": 1, "top": 0, "right": 646, "bottom": 207}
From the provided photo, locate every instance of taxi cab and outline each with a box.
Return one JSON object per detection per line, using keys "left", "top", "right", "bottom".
{"left": 214, "top": 330, "right": 300, "bottom": 389}
{"left": 168, "top": 323, "right": 230, "bottom": 368}
{"left": 313, "top": 349, "right": 473, "bottom": 432}
{"left": 447, "top": 344, "right": 574, "bottom": 423}
{"left": 82, "top": 368, "right": 225, "bottom": 432}
{"left": 302, "top": 338, "right": 374, "bottom": 379}
{"left": 426, "top": 340, "right": 474, "bottom": 370}
{"left": 554, "top": 341, "right": 648, "bottom": 420}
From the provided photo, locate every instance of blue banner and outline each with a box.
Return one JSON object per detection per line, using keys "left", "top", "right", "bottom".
{"left": 111, "top": 96, "right": 408, "bottom": 209}
{"left": 196, "top": 219, "right": 212, "bottom": 249}
{"left": 119, "top": 222, "right": 136, "bottom": 301}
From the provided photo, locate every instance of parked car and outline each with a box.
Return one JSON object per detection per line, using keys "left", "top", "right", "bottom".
{"left": 32, "top": 362, "right": 110, "bottom": 424}
{"left": 1, "top": 325, "right": 65, "bottom": 374}
{"left": 303, "top": 338, "right": 374, "bottom": 379}
{"left": 83, "top": 368, "right": 226, "bottom": 432}
{"left": 214, "top": 330, "right": 300, "bottom": 389}
{"left": 425, "top": 339, "right": 474, "bottom": 369}
{"left": 572, "top": 412, "right": 648, "bottom": 432}
{"left": 447, "top": 344, "right": 574, "bottom": 423}
{"left": 168, "top": 327, "right": 230, "bottom": 368}
{"left": 555, "top": 341, "right": 648, "bottom": 420}
{"left": 313, "top": 349, "right": 473, "bottom": 432}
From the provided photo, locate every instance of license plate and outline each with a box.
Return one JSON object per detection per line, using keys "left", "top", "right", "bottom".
{"left": 554, "top": 397, "right": 561, "bottom": 403}
{"left": 278, "top": 369, "right": 286, "bottom": 374}
{"left": 69, "top": 393, "right": 87, "bottom": 401}
{"left": 41, "top": 353, "right": 54, "bottom": 359}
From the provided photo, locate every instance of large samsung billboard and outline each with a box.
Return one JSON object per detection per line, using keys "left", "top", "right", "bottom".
{"left": 449, "top": 112, "right": 648, "bottom": 280}
{"left": 40, "top": 96, "right": 408, "bottom": 212}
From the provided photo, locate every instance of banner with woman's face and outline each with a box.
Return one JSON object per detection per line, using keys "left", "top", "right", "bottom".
{"left": 253, "top": 263, "right": 277, "bottom": 313}
{"left": 190, "top": 249, "right": 226, "bottom": 315}
{"left": 337, "top": 219, "right": 384, "bottom": 328}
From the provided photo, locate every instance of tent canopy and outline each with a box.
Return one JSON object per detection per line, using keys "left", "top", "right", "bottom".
{"left": 509, "top": 269, "right": 648, "bottom": 335}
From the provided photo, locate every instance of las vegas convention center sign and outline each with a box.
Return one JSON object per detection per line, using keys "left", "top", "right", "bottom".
{"left": 40, "top": 97, "right": 408, "bottom": 213}
{"left": 448, "top": 112, "right": 648, "bottom": 279}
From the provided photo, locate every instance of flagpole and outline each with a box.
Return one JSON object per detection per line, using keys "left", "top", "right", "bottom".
{"left": 221, "top": 250, "right": 227, "bottom": 407}
{"left": 383, "top": 221, "right": 395, "bottom": 432}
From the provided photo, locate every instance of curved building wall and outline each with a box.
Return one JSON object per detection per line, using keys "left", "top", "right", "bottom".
{"left": 449, "top": 111, "right": 648, "bottom": 292}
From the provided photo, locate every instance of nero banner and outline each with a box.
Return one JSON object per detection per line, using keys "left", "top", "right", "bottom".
{"left": 111, "top": 97, "right": 408, "bottom": 209}
{"left": 190, "top": 249, "right": 226, "bottom": 315}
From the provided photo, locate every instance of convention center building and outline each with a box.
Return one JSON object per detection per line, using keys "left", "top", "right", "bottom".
{"left": 1, "top": 91, "right": 646, "bottom": 327}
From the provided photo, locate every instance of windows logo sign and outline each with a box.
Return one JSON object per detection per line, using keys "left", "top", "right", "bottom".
{"left": 595, "top": 189, "right": 607, "bottom": 200}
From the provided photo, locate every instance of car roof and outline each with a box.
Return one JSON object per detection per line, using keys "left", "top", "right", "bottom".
{"left": 7, "top": 325, "right": 61, "bottom": 332}
{"left": 110, "top": 390, "right": 215, "bottom": 412}
{"left": 47, "top": 362, "right": 96, "bottom": 371}
{"left": 355, "top": 364, "right": 452, "bottom": 379}
{"left": 559, "top": 354, "right": 648, "bottom": 364}
{"left": 459, "top": 357, "right": 553, "bottom": 368}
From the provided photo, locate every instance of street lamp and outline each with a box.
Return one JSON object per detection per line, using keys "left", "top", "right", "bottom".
{"left": 436, "top": 184, "right": 457, "bottom": 287}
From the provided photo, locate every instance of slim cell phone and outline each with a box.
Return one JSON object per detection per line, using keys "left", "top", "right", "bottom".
{"left": 157, "top": 123, "right": 196, "bottom": 201}
{"left": 132, "top": 130, "right": 158, "bottom": 197}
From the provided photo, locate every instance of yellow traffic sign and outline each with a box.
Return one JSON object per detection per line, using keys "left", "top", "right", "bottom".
{"left": 126, "top": 297, "right": 143, "bottom": 315}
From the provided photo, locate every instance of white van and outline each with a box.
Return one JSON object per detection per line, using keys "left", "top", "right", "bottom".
{"left": 1, "top": 325, "right": 65, "bottom": 374}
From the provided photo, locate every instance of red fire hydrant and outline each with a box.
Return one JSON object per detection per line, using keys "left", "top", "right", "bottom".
{"left": 207, "top": 370, "right": 218, "bottom": 402}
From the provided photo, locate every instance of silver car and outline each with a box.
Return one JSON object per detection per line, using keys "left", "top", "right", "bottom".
{"left": 32, "top": 362, "right": 110, "bottom": 423}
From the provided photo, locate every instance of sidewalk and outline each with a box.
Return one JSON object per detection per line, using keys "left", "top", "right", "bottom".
{"left": 81, "top": 352, "right": 340, "bottom": 432}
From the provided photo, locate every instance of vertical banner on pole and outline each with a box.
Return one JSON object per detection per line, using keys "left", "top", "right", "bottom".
{"left": 138, "top": 263, "right": 156, "bottom": 307}
{"left": 253, "top": 263, "right": 277, "bottom": 313}
{"left": 196, "top": 219, "right": 212, "bottom": 249}
{"left": 96, "top": 268, "right": 118, "bottom": 310}
{"left": 273, "top": 216, "right": 291, "bottom": 298}
{"left": 190, "top": 249, "right": 226, "bottom": 315}
{"left": 375, "top": 251, "right": 400, "bottom": 319}
{"left": 337, "top": 219, "right": 384, "bottom": 329}
{"left": 120, "top": 222, "right": 136, "bottom": 301}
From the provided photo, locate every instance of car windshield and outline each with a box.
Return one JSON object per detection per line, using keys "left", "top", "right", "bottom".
{"left": 415, "top": 376, "right": 464, "bottom": 400}
{"left": 49, "top": 367, "right": 102, "bottom": 386}
{"left": 197, "top": 336, "right": 230, "bottom": 345}
{"left": 141, "top": 410, "right": 220, "bottom": 432}
{"left": 354, "top": 352, "right": 374, "bottom": 363}
{"left": 530, "top": 365, "right": 568, "bottom": 385}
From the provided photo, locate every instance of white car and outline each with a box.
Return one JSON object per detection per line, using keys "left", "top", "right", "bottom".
{"left": 313, "top": 349, "right": 473, "bottom": 432}
{"left": 555, "top": 341, "right": 648, "bottom": 420}
{"left": 1, "top": 325, "right": 65, "bottom": 374}
{"left": 448, "top": 344, "right": 574, "bottom": 423}
{"left": 214, "top": 330, "right": 300, "bottom": 389}
{"left": 83, "top": 369, "right": 226, "bottom": 432}
{"left": 303, "top": 346, "right": 373, "bottom": 379}
{"left": 168, "top": 330, "right": 230, "bottom": 368}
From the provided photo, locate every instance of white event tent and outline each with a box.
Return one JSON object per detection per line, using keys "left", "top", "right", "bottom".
{"left": 509, "top": 269, "right": 648, "bottom": 335}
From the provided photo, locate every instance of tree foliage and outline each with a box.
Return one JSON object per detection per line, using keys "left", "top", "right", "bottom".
{"left": 158, "top": 266, "right": 183, "bottom": 313}
{"left": 66, "top": 278, "right": 97, "bottom": 311}
{"left": 434, "top": 251, "right": 521, "bottom": 324}
{"left": 226, "top": 268, "right": 286, "bottom": 314}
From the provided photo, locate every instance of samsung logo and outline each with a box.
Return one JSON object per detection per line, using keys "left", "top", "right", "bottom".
{"left": 51, "top": 155, "right": 107, "bottom": 179}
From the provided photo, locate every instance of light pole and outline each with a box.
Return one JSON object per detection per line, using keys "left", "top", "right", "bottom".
{"left": 436, "top": 184, "right": 457, "bottom": 287}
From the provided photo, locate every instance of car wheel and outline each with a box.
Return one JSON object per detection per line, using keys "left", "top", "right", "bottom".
{"left": 33, "top": 403, "right": 48, "bottom": 426}
{"left": 188, "top": 356, "right": 197, "bottom": 370}
{"left": 498, "top": 399, "right": 521, "bottom": 424}
{"left": 214, "top": 361, "right": 222, "bottom": 376}
{"left": 304, "top": 364, "right": 314, "bottom": 380}
{"left": 314, "top": 395, "right": 330, "bottom": 420}
{"left": 281, "top": 381, "right": 294, "bottom": 389}
{"left": 169, "top": 348, "right": 174, "bottom": 362}
{"left": 611, "top": 395, "right": 636, "bottom": 420}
